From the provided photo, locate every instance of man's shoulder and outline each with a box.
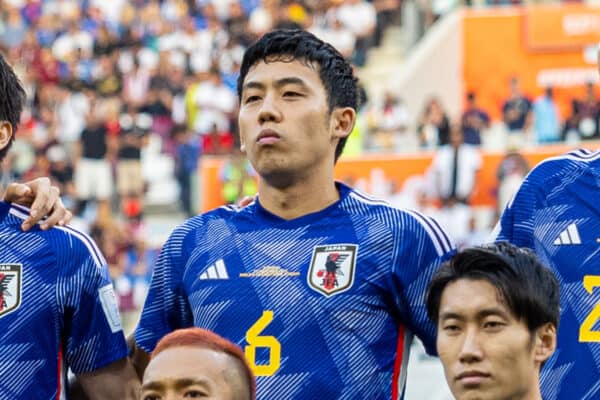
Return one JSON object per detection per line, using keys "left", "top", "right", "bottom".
{"left": 3, "top": 205, "right": 105, "bottom": 269}
{"left": 524, "top": 149, "right": 600, "bottom": 188}
{"left": 343, "top": 189, "right": 454, "bottom": 253}
{"left": 170, "top": 204, "right": 250, "bottom": 241}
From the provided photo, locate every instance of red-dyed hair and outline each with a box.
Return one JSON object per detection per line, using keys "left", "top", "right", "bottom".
{"left": 152, "top": 328, "right": 256, "bottom": 400}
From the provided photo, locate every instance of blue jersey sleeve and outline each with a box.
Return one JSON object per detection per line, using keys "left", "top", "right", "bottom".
{"left": 56, "top": 229, "right": 128, "bottom": 374}
{"left": 391, "top": 210, "right": 456, "bottom": 356}
{"left": 134, "top": 223, "right": 194, "bottom": 353}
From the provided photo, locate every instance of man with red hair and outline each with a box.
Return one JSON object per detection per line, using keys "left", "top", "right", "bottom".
{"left": 141, "top": 328, "right": 256, "bottom": 400}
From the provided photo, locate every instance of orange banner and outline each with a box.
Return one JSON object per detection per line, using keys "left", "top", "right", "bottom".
{"left": 463, "top": 6, "right": 600, "bottom": 123}
{"left": 525, "top": 4, "right": 600, "bottom": 51}
{"left": 199, "top": 143, "right": 596, "bottom": 213}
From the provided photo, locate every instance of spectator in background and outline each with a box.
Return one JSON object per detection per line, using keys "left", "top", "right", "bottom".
{"left": 368, "top": 91, "right": 410, "bottom": 152}
{"left": 502, "top": 77, "right": 532, "bottom": 149}
{"left": 117, "top": 110, "right": 150, "bottom": 202}
{"left": 192, "top": 68, "right": 237, "bottom": 136}
{"left": 203, "top": 122, "right": 235, "bottom": 155}
{"left": 172, "top": 124, "right": 200, "bottom": 217}
{"left": 461, "top": 91, "right": 489, "bottom": 146}
{"left": 428, "top": 121, "right": 482, "bottom": 206}
{"left": 532, "top": 87, "right": 560, "bottom": 144}
{"left": 74, "top": 97, "right": 116, "bottom": 219}
{"left": 564, "top": 82, "right": 600, "bottom": 141}
{"left": 336, "top": 0, "right": 376, "bottom": 66}
{"left": 418, "top": 97, "right": 450, "bottom": 148}
{"left": 495, "top": 150, "right": 529, "bottom": 217}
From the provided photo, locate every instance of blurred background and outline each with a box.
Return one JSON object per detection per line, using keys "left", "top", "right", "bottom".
{"left": 2, "top": 0, "right": 600, "bottom": 398}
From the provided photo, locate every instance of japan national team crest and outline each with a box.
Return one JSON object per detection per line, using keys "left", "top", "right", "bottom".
{"left": 307, "top": 244, "right": 358, "bottom": 297}
{"left": 0, "top": 264, "right": 21, "bottom": 318}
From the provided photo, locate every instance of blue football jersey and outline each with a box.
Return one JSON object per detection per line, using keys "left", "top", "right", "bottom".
{"left": 0, "top": 202, "right": 127, "bottom": 399}
{"left": 492, "top": 149, "right": 600, "bottom": 400}
{"left": 135, "top": 182, "right": 455, "bottom": 399}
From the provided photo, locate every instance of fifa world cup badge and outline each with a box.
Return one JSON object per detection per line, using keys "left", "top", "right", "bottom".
{"left": 307, "top": 244, "right": 358, "bottom": 297}
{"left": 0, "top": 264, "right": 22, "bottom": 318}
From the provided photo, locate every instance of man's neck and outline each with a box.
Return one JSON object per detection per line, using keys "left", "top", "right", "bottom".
{"left": 257, "top": 173, "right": 340, "bottom": 220}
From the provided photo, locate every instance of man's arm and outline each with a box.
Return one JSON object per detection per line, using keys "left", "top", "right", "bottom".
{"left": 128, "top": 335, "right": 151, "bottom": 380}
{"left": 3, "top": 176, "right": 72, "bottom": 230}
{"left": 69, "top": 358, "right": 140, "bottom": 400}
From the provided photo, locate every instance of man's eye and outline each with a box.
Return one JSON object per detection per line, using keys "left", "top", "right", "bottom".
{"left": 483, "top": 321, "right": 505, "bottom": 330}
{"left": 244, "top": 95, "right": 260, "bottom": 104}
{"left": 142, "top": 394, "right": 161, "bottom": 400}
{"left": 442, "top": 324, "right": 460, "bottom": 333}
{"left": 184, "top": 390, "right": 207, "bottom": 398}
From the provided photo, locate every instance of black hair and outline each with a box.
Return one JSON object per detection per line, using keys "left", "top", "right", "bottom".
{"left": 237, "top": 29, "right": 359, "bottom": 162}
{"left": 425, "top": 242, "right": 560, "bottom": 333}
{"left": 0, "top": 53, "right": 26, "bottom": 162}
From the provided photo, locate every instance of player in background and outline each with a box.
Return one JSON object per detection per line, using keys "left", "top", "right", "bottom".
{"left": 131, "top": 29, "right": 455, "bottom": 399}
{"left": 426, "top": 242, "right": 559, "bottom": 400}
{"left": 0, "top": 53, "right": 139, "bottom": 399}
{"left": 141, "top": 328, "right": 255, "bottom": 400}
{"left": 491, "top": 145, "right": 600, "bottom": 400}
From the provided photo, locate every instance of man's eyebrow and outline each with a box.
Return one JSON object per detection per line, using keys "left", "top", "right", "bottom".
{"left": 242, "top": 81, "right": 265, "bottom": 93}
{"left": 439, "top": 311, "right": 464, "bottom": 322}
{"left": 141, "top": 381, "right": 165, "bottom": 391}
{"left": 439, "top": 307, "right": 511, "bottom": 322}
{"left": 242, "top": 77, "right": 310, "bottom": 93}
{"left": 174, "top": 378, "right": 211, "bottom": 389}
{"left": 475, "top": 307, "right": 510, "bottom": 319}
{"left": 273, "top": 76, "right": 309, "bottom": 89}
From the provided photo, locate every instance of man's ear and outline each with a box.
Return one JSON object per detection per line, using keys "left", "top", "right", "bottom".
{"left": 0, "top": 121, "right": 13, "bottom": 151}
{"left": 330, "top": 107, "right": 356, "bottom": 141}
{"left": 533, "top": 323, "right": 557, "bottom": 364}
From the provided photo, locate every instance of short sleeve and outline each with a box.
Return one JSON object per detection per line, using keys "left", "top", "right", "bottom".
{"left": 57, "top": 233, "right": 128, "bottom": 374}
{"left": 391, "top": 211, "right": 456, "bottom": 355}
{"left": 134, "top": 226, "right": 194, "bottom": 353}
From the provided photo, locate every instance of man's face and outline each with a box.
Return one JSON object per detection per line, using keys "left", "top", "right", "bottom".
{"left": 142, "top": 346, "right": 248, "bottom": 400}
{"left": 436, "top": 279, "right": 539, "bottom": 400}
{"left": 238, "top": 59, "right": 342, "bottom": 185}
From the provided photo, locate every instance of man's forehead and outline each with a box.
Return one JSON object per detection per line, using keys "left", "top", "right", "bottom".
{"left": 244, "top": 58, "right": 320, "bottom": 84}
{"left": 440, "top": 279, "right": 511, "bottom": 314}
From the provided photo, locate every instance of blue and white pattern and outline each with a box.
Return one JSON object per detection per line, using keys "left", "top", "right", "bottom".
{"left": 493, "top": 149, "right": 600, "bottom": 400}
{"left": 135, "top": 182, "right": 455, "bottom": 399}
{"left": 0, "top": 202, "right": 127, "bottom": 399}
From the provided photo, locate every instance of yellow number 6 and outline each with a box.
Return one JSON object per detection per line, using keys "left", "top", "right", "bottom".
{"left": 579, "top": 275, "right": 600, "bottom": 342}
{"left": 245, "top": 311, "right": 281, "bottom": 376}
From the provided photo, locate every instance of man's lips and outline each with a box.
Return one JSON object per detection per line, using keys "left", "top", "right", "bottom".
{"left": 257, "top": 129, "right": 281, "bottom": 144}
{"left": 455, "top": 370, "right": 491, "bottom": 386}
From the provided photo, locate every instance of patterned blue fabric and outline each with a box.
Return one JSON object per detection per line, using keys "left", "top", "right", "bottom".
{"left": 493, "top": 149, "right": 600, "bottom": 400}
{"left": 0, "top": 202, "right": 127, "bottom": 399}
{"left": 135, "top": 182, "right": 455, "bottom": 399}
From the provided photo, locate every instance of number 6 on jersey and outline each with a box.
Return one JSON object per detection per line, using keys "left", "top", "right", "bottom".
{"left": 245, "top": 311, "right": 281, "bottom": 376}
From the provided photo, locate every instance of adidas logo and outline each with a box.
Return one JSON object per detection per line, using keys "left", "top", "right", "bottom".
{"left": 554, "top": 223, "right": 581, "bottom": 245}
{"left": 199, "top": 259, "right": 229, "bottom": 280}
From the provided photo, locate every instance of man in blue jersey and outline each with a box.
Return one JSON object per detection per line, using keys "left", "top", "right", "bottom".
{"left": 0, "top": 53, "right": 139, "bottom": 398}
{"left": 132, "top": 29, "right": 455, "bottom": 399}
{"left": 491, "top": 146, "right": 600, "bottom": 400}
{"left": 426, "top": 242, "right": 559, "bottom": 400}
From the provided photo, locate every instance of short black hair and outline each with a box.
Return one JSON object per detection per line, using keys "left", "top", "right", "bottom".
{"left": 0, "top": 53, "right": 26, "bottom": 161}
{"left": 425, "top": 242, "right": 560, "bottom": 333}
{"left": 237, "top": 29, "right": 359, "bottom": 162}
